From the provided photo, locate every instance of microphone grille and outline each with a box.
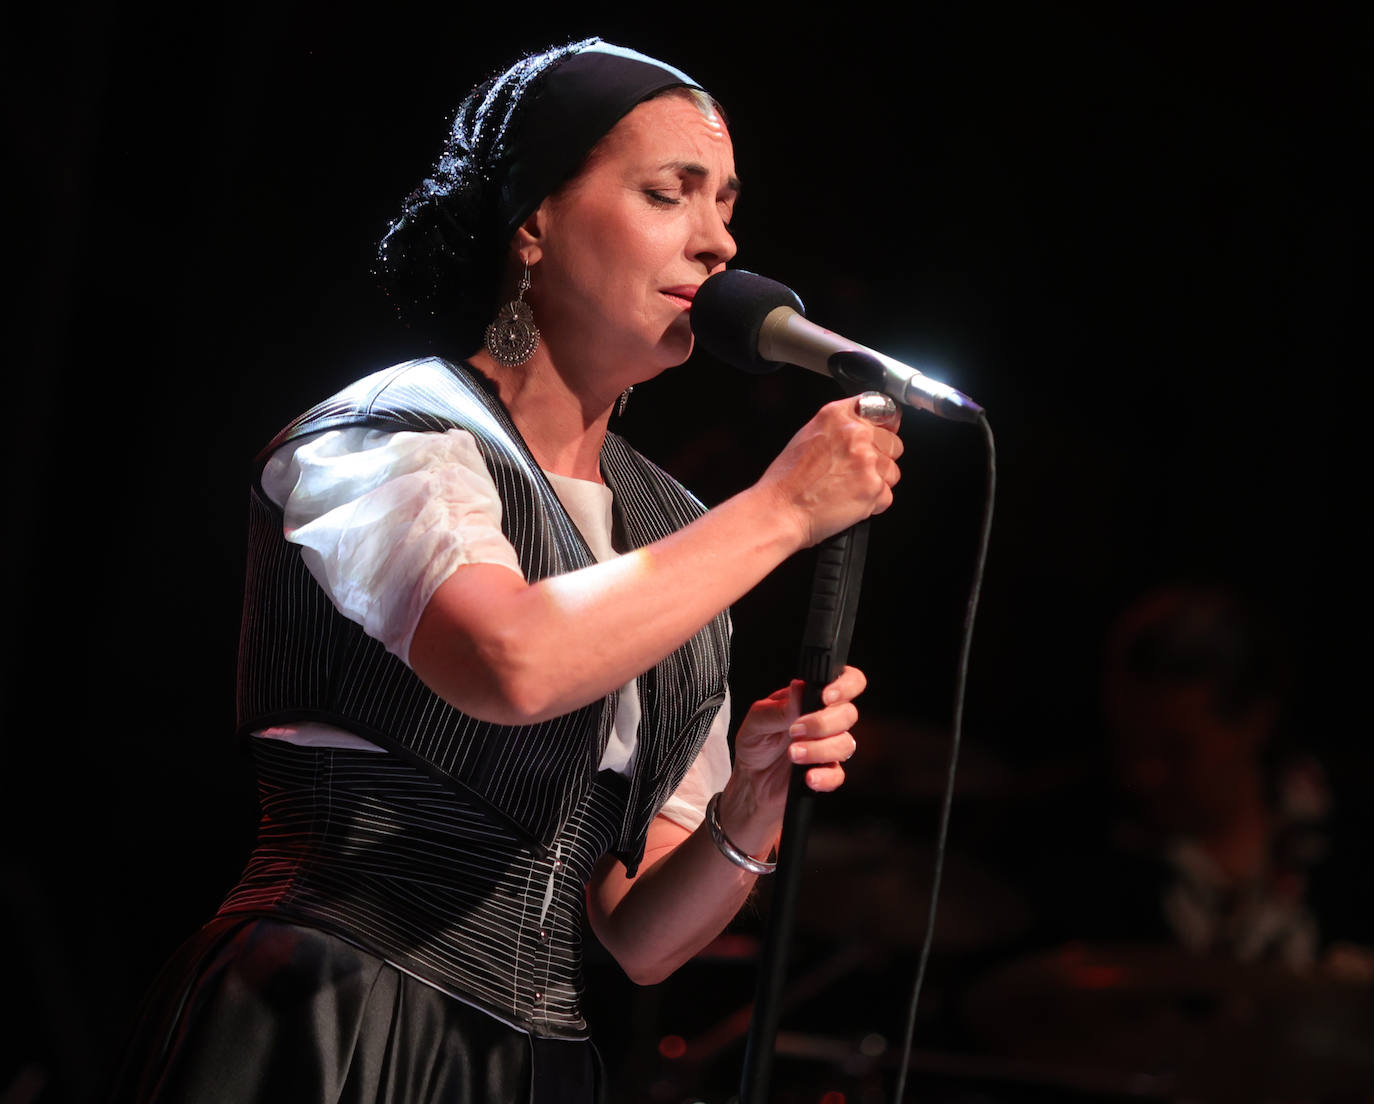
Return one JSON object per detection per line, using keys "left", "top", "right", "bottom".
{"left": 691, "top": 269, "right": 805, "bottom": 374}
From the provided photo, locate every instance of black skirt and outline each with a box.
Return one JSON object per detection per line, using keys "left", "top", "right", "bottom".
{"left": 105, "top": 916, "right": 603, "bottom": 1104}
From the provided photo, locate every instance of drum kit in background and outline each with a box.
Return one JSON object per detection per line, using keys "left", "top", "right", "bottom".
{"left": 597, "top": 714, "right": 1374, "bottom": 1103}
{"left": 962, "top": 941, "right": 1374, "bottom": 1102}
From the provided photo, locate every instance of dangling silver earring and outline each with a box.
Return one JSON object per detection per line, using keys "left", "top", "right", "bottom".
{"left": 485, "top": 261, "right": 540, "bottom": 367}
{"left": 617, "top": 386, "right": 634, "bottom": 417}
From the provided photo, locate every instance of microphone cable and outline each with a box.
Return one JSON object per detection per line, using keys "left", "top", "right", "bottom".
{"left": 891, "top": 411, "right": 996, "bottom": 1103}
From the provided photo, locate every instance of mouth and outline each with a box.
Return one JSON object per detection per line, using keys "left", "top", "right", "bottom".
{"left": 660, "top": 285, "right": 698, "bottom": 310}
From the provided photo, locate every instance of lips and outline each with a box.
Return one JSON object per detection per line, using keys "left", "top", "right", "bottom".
{"left": 661, "top": 285, "right": 698, "bottom": 310}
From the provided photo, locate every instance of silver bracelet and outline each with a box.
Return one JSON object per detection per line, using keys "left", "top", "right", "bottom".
{"left": 706, "top": 792, "right": 777, "bottom": 875}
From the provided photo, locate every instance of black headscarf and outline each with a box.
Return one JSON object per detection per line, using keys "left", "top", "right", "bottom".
{"left": 375, "top": 38, "right": 709, "bottom": 350}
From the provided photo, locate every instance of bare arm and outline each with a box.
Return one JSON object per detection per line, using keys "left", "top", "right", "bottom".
{"left": 409, "top": 398, "right": 901, "bottom": 724}
{"left": 586, "top": 667, "right": 865, "bottom": 984}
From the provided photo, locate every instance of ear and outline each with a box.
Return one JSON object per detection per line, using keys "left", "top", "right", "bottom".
{"left": 511, "top": 201, "right": 549, "bottom": 266}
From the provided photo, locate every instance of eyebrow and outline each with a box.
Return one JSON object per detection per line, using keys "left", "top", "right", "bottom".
{"left": 661, "top": 160, "right": 742, "bottom": 196}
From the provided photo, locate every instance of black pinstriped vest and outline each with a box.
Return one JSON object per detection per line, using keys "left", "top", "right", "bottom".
{"left": 236, "top": 357, "right": 730, "bottom": 875}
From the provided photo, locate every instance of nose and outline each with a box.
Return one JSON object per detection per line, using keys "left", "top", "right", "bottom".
{"left": 692, "top": 207, "right": 737, "bottom": 272}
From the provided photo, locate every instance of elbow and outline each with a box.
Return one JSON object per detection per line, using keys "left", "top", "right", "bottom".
{"left": 489, "top": 678, "right": 564, "bottom": 727}
{"left": 602, "top": 922, "right": 700, "bottom": 986}
{"left": 411, "top": 614, "right": 565, "bottom": 726}
{"left": 480, "top": 621, "right": 571, "bottom": 725}
{"left": 461, "top": 628, "right": 565, "bottom": 725}
{"left": 410, "top": 566, "right": 580, "bottom": 725}
{"left": 627, "top": 965, "right": 672, "bottom": 987}
{"left": 588, "top": 903, "right": 684, "bottom": 986}
{"left": 614, "top": 947, "right": 682, "bottom": 988}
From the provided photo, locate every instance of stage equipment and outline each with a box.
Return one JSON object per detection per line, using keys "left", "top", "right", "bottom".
{"left": 692, "top": 271, "right": 995, "bottom": 1103}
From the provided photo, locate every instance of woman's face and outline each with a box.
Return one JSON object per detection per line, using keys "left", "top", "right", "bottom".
{"left": 525, "top": 93, "right": 739, "bottom": 394}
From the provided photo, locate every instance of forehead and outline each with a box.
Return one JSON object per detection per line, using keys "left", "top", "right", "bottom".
{"left": 585, "top": 94, "right": 736, "bottom": 178}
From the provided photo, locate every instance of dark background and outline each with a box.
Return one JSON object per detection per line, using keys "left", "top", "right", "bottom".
{"left": 4, "top": 4, "right": 1369, "bottom": 1102}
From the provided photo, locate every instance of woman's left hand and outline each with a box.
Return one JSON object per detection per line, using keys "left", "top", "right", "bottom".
{"left": 719, "top": 667, "right": 867, "bottom": 854}
{"left": 586, "top": 664, "right": 868, "bottom": 983}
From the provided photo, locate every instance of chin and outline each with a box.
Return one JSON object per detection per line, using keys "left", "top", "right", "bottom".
{"left": 655, "top": 322, "right": 695, "bottom": 369}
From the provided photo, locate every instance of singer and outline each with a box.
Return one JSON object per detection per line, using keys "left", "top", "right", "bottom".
{"left": 106, "top": 38, "right": 902, "bottom": 1104}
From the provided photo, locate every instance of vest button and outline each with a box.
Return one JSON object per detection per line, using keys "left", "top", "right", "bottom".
{"left": 538, "top": 928, "right": 550, "bottom": 944}
{"left": 532, "top": 990, "right": 544, "bottom": 1005}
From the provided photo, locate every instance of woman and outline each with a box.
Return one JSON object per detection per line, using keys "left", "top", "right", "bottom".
{"left": 109, "top": 37, "right": 902, "bottom": 1103}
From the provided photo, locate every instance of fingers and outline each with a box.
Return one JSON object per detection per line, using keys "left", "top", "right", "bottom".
{"left": 745, "top": 683, "right": 797, "bottom": 722}
{"left": 788, "top": 728, "right": 856, "bottom": 767}
{"left": 786, "top": 699, "right": 858, "bottom": 776}
{"left": 842, "top": 403, "right": 903, "bottom": 514}
{"left": 786, "top": 665, "right": 866, "bottom": 785}
{"left": 840, "top": 395, "right": 905, "bottom": 458}
{"left": 783, "top": 666, "right": 864, "bottom": 746}
{"left": 737, "top": 668, "right": 868, "bottom": 788}
{"left": 803, "top": 763, "right": 848, "bottom": 793}
{"left": 794, "top": 735, "right": 855, "bottom": 794}
{"left": 760, "top": 397, "right": 905, "bottom": 548}
{"left": 817, "top": 396, "right": 904, "bottom": 470}
{"left": 820, "top": 665, "right": 867, "bottom": 706}
{"left": 854, "top": 391, "right": 900, "bottom": 429}
{"left": 788, "top": 701, "right": 858, "bottom": 743}
{"left": 731, "top": 682, "right": 805, "bottom": 774}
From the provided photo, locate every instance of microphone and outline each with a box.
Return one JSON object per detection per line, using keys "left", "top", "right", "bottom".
{"left": 691, "top": 269, "right": 985, "bottom": 424}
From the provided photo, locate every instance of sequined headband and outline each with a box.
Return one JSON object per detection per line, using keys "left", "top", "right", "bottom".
{"left": 493, "top": 40, "right": 706, "bottom": 243}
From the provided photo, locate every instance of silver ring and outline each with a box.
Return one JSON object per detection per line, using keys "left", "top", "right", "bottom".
{"left": 855, "top": 391, "right": 898, "bottom": 425}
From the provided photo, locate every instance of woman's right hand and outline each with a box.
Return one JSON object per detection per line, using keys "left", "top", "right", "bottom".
{"left": 754, "top": 395, "right": 904, "bottom": 548}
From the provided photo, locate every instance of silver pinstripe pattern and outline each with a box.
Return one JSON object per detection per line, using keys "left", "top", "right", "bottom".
{"left": 227, "top": 359, "right": 734, "bottom": 1033}
{"left": 219, "top": 738, "right": 627, "bottom": 1037}
{"left": 236, "top": 358, "right": 729, "bottom": 871}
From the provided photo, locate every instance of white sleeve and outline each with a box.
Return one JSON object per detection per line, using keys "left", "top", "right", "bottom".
{"left": 261, "top": 426, "right": 525, "bottom": 664}
{"left": 656, "top": 692, "right": 733, "bottom": 834}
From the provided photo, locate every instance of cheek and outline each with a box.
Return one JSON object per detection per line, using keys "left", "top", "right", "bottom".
{"left": 555, "top": 217, "right": 638, "bottom": 289}
{"left": 592, "top": 233, "right": 676, "bottom": 311}
{"left": 538, "top": 200, "right": 687, "bottom": 327}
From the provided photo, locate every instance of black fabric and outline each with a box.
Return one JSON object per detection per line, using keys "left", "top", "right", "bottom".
{"left": 106, "top": 917, "right": 603, "bottom": 1104}
{"left": 494, "top": 40, "right": 702, "bottom": 248}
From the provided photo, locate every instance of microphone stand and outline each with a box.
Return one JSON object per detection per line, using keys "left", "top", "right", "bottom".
{"left": 740, "top": 358, "right": 888, "bottom": 1104}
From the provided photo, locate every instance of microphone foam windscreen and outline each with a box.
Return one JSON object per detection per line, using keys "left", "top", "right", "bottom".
{"left": 690, "top": 269, "right": 805, "bottom": 374}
